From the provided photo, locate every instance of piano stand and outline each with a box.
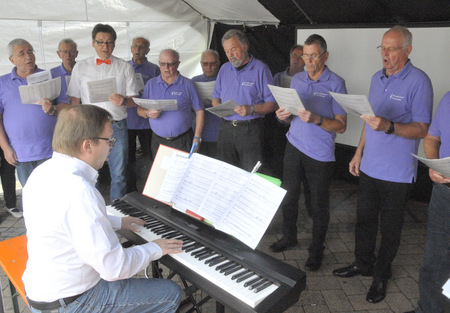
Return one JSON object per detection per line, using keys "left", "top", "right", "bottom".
{"left": 150, "top": 260, "right": 224, "bottom": 313}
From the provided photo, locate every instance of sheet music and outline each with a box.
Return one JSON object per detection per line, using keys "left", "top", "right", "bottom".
{"left": 268, "top": 84, "right": 305, "bottom": 115}
{"left": 27, "top": 70, "right": 52, "bottom": 85}
{"left": 157, "top": 152, "right": 190, "bottom": 204}
{"left": 19, "top": 76, "right": 61, "bottom": 104}
{"left": 133, "top": 98, "right": 178, "bottom": 111}
{"left": 194, "top": 81, "right": 215, "bottom": 106}
{"left": 443, "top": 279, "right": 450, "bottom": 299}
{"left": 329, "top": 92, "right": 375, "bottom": 116}
{"left": 135, "top": 73, "right": 145, "bottom": 92}
{"left": 412, "top": 153, "right": 450, "bottom": 177}
{"left": 87, "top": 77, "right": 117, "bottom": 103}
{"left": 279, "top": 74, "right": 293, "bottom": 88}
{"left": 205, "top": 99, "right": 239, "bottom": 118}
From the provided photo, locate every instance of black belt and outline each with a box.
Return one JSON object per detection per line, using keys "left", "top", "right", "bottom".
{"left": 112, "top": 118, "right": 125, "bottom": 124}
{"left": 222, "top": 119, "right": 260, "bottom": 127}
{"left": 155, "top": 129, "right": 191, "bottom": 141}
{"left": 27, "top": 294, "right": 82, "bottom": 310}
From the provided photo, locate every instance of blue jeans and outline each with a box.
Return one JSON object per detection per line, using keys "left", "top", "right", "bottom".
{"left": 29, "top": 278, "right": 182, "bottom": 313}
{"left": 16, "top": 159, "right": 49, "bottom": 187}
{"left": 415, "top": 183, "right": 450, "bottom": 313}
{"left": 108, "top": 119, "right": 128, "bottom": 202}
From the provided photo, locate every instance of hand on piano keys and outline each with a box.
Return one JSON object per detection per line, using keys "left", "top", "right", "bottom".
{"left": 153, "top": 238, "right": 184, "bottom": 256}
{"left": 121, "top": 216, "right": 146, "bottom": 232}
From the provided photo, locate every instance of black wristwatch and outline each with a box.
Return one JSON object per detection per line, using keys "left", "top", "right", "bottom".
{"left": 385, "top": 121, "right": 395, "bottom": 134}
{"left": 315, "top": 116, "right": 323, "bottom": 126}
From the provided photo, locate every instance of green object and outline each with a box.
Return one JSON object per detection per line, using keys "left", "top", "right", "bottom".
{"left": 256, "top": 173, "right": 282, "bottom": 186}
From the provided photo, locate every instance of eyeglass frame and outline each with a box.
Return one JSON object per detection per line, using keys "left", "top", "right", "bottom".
{"left": 12, "top": 50, "right": 35, "bottom": 58}
{"left": 376, "top": 45, "right": 407, "bottom": 53}
{"left": 94, "top": 40, "right": 115, "bottom": 47}
{"left": 158, "top": 61, "right": 179, "bottom": 67}
{"left": 94, "top": 137, "right": 116, "bottom": 147}
{"left": 301, "top": 51, "right": 327, "bottom": 61}
{"left": 200, "top": 61, "right": 219, "bottom": 66}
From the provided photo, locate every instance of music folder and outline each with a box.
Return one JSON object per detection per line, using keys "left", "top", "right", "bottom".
{"left": 142, "top": 145, "right": 286, "bottom": 249}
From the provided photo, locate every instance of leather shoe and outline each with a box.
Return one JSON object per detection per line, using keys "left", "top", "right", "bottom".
{"left": 333, "top": 263, "right": 373, "bottom": 278}
{"left": 403, "top": 311, "right": 415, "bottom": 313}
{"left": 366, "top": 279, "right": 387, "bottom": 303}
{"left": 305, "top": 256, "right": 322, "bottom": 271}
{"left": 269, "top": 238, "right": 298, "bottom": 253}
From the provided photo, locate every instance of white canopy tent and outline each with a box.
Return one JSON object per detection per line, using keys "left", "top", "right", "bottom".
{"left": 0, "top": 0, "right": 279, "bottom": 76}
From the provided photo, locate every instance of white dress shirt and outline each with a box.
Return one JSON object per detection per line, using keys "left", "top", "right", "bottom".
{"left": 22, "top": 152, "right": 162, "bottom": 302}
{"left": 67, "top": 54, "right": 137, "bottom": 121}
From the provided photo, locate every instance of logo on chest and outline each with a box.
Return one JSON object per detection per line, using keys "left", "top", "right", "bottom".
{"left": 389, "top": 94, "right": 404, "bottom": 101}
{"left": 171, "top": 91, "right": 182, "bottom": 96}
{"left": 241, "top": 82, "right": 254, "bottom": 87}
{"left": 313, "top": 91, "right": 328, "bottom": 98}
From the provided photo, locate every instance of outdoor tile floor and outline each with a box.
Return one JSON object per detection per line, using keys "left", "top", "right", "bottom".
{"left": 0, "top": 178, "right": 429, "bottom": 313}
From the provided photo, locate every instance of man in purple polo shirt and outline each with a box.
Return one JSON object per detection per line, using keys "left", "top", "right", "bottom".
{"left": 270, "top": 35, "right": 347, "bottom": 275}
{"left": 406, "top": 92, "right": 450, "bottom": 313}
{"left": 127, "top": 37, "right": 160, "bottom": 192}
{"left": 50, "top": 38, "right": 78, "bottom": 107}
{"left": 333, "top": 26, "right": 433, "bottom": 304}
{"left": 192, "top": 49, "right": 221, "bottom": 158}
{"left": 0, "top": 39, "right": 57, "bottom": 197}
{"left": 137, "top": 49, "right": 204, "bottom": 157}
{"left": 212, "top": 29, "right": 277, "bottom": 172}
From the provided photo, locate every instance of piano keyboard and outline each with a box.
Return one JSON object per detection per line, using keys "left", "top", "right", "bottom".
{"left": 107, "top": 200, "right": 279, "bottom": 308}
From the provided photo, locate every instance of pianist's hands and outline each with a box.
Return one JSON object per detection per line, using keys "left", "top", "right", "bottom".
{"left": 153, "top": 239, "right": 184, "bottom": 256}
{"left": 121, "top": 216, "right": 146, "bottom": 232}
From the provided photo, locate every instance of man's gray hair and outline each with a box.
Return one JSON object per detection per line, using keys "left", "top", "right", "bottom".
{"left": 386, "top": 25, "right": 413, "bottom": 47}
{"left": 201, "top": 49, "right": 219, "bottom": 61}
{"left": 304, "top": 34, "right": 327, "bottom": 54}
{"left": 221, "top": 29, "right": 249, "bottom": 48}
{"left": 59, "top": 38, "right": 77, "bottom": 50}
{"left": 7, "top": 38, "right": 32, "bottom": 57}
{"left": 132, "top": 36, "right": 150, "bottom": 48}
{"left": 160, "top": 48, "right": 180, "bottom": 62}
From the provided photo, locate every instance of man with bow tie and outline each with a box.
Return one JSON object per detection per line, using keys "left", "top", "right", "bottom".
{"left": 67, "top": 23, "right": 138, "bottom": 202}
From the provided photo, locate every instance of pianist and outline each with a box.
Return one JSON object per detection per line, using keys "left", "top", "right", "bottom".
{"left": 22, "top": 105, "right": 183, "bottom": 313}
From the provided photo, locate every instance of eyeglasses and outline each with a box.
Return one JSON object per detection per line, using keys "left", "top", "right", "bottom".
{"left": 200, "top": 61, "right": 218, "bottom": 66}
{"left": 58, "top": 50, "right": 77, "bottom": 56}
{"left": 94, "top": 40, "right": 115, "bottom": 47}
{"left": 13, "top": 50, "right": 34, "bottom": 58}
{"left": 377, "top": 45, "right": 406, "bottom": 53}
{"left": 159, "top": 61, "right": 179, "bottom": 67}
{"left": 94, "top": 137, "right": 116, "bottom": 147}
{"left": 301, "top": 51, "right": 326, "bottom": 61}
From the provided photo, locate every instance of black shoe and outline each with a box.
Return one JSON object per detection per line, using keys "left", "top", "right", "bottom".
{"left": 366, "top": 279, "right": 387, "bottom": 303}
{"left": 305, "top": 256, "right": 322, "bottom": 271}
{"left": 333, "top": 263, "right": 373, "bottom": 278}
{"left": 269, "top": 238, "right": 298, "bottom": 253}
{"left": 404, "top": 311, "right": 415, "bottom": 313}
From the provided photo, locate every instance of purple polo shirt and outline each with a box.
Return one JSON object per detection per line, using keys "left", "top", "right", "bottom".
{"left": 360, "top": 61, "right": 433, "bottom": 183}
{"left": 213, "top": 56, "right": 275, "bottom": 121}
{"left": 50, "top": 64, "right": 70, "bottom": 104}
{"left": 428, "top": 92, "right": 450, "bottom": 158}
{"left": 0, "top": 67, "right": 56, "bottom": 162}
{"left": 192, "top": 74, "right": 219, "bottom": 142}
{"left": 287, "top": 67, "right": 347, "bottom": 162}
{"left": 142, "top": 74, "right": 203, "bottom": 138}
{"left": 273, "top": 68, "right": 289, "bottom": 87}
{"left": 127, "top": 59, "right": 161, "bottom": 130}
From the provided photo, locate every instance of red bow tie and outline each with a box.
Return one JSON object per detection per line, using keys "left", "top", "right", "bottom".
{"left": 96, "top": 58, "right": 111, "bottom": 65}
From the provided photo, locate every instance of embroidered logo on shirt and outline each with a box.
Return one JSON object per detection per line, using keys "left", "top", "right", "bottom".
{"left": 389, "top": 94, "right": 404, "bottom": 101}
{"left": 314, "top": 91, "right": 328, "bottom": 98}
{"left": 171, "top": 91, "right": 182, "bottom": 96}
{"left": 241, "top": 82, "right": 254, "bottom": 87}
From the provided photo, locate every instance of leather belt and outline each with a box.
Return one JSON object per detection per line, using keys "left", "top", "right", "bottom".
{"left": 155, "top": 129, "right": 191, "bottom": 141}
{"left": 27, "top": 294, "right": 82, "bottom": 310}
{"left": 223, "top": 119, "right": 259, "bottom": 127}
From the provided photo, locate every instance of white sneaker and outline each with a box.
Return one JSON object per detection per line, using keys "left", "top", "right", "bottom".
{"left": 6, "top": 208, "right": 23, "bottom": 218}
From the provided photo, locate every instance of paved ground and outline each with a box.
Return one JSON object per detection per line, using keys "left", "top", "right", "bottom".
{"left": 0, "top": 178, "right": 429, "bottom": 313}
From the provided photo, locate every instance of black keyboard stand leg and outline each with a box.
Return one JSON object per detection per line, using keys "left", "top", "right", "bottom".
{"left": 216, "top": 302, "right": 225, "bottom": 313}
{"left": 151, "top": 261, "right": 164, "bottom": 278}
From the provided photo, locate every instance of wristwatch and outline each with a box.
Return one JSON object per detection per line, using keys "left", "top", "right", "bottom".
{"left": 49, "top": 106, "right": 56, "bottom": 116}
{"left": 251, "top": 105, "right": 256, "bottom": 115}
{"left": 194, "top": 136, "right": 202, "bottom": 142}
{"left": 315, "top": 116, "right": 323, "bottom": 126}
{"left": 385, "top": 121, "right": 395, "bottom": 134}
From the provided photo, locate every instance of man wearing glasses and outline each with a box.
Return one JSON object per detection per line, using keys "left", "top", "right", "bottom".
{"left": 191, "top": 49, "right": 221, "bottom": 158}
{"left": 137, "top": 49, "right": 204, "bottom": 158}
{"left": 0, "top": 39, "right": 57, "bottom": 198}
{"left": 50, "top": 38, "right": 78, "bottom": 107}
{"left": 270, "top": 35, "right": 347, "bottom": 276}
{"left": 23, "top": 105, "right": 182, "bottom": 313}
{"left": 67, "top": 23, "right": 138, "bottom": 203}
{"left": 333, "top": 26, "right": 433, "bottom": 304}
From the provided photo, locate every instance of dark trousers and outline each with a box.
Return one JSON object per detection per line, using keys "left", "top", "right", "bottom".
{"left": 355, "top": 172, "right": 411, "bottom": 280}
{"left": 281, "top": 141, "right": 334, "bottom": 258}
{"left": 416, "top": 183, "right": 450, "bottom": 313}
{"left": 127, "top": 129, "right": 153, "bottom": 193}
{"left": 199, "top": 141, "right": 218, "bottom": 159}
{"left": 217, "top": 119, "right": 263, "bottom": 172}
{"left": 151, "top": 129, "right": 194, "bottom": 158}
{"left": 0, "top": 148, "right": 16, "bottom": 209}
